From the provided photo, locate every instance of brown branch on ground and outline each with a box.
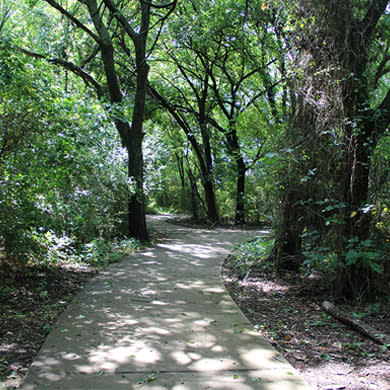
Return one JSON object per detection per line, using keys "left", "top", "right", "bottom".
{"left": 322, "top": 300, "right": 390, "bottom": 347}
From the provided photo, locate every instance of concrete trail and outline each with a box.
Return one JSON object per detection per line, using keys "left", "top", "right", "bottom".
{"left": 21, "top": 215, "right": 309, "bottom": 389}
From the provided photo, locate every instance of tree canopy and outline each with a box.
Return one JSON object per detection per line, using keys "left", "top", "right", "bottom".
{"left": 1, "top": 0, "right": 390, "bottom": 301}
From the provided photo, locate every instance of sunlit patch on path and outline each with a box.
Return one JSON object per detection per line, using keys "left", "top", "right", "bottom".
{"left": 20, "top": 215, "right": 309, "bottom": 389}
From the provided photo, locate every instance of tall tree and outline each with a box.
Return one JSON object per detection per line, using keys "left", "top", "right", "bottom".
{"left": 275, "top": 0, "right": 390, "bottom": 298}
{"left": 151, "top": 0, "right": 282, "bottom": 224}
{"left": 22, "top": 0, "right": 177, "bottom": 241}
{"left": 330, "top": 0, "right": 390, "bottom": 296}
{"left": 150, "top": 1, "right": 220, "bottom": 222}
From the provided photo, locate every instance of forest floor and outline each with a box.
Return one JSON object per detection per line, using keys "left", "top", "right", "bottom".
{"left": 0, "top": 263, "right": 98, "bottom": 389}
{"left": 1, "top": 219, "right": 390, "bottom": 389}
{"left": 222, "top": 257, "right": 390, "bottom": 390}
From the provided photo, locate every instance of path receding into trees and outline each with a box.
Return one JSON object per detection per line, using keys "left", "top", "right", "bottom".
{"left": 21, "top": 215, "right": 309, "bottom": 389}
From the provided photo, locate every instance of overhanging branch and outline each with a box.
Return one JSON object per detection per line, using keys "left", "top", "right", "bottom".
{"left": 49, "top": 58, "right": 103, "bottom": 98}
{"left": 43, "top": 0, "right": 100, "bottom": 43}
{"left": 101, "top": 0, "right": 137, "bottom": 40}
{"left": 10, "top": 44, "right": 103, "bottom": 99}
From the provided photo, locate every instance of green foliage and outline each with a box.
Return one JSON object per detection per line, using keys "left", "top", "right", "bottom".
{"left": 0, "top": 42, "right": 130, "bottom": 271}
{"left": 80, "top": 238, "right": 142, "bottom": 268}
{"left": 230, "top": 237, "right": 275, "bottom": 277}
{"left": 302, "top": 231, "right": 385, "bottom": 279}
{"left": 344, "top": 237, "right": 383, "bottom": 274}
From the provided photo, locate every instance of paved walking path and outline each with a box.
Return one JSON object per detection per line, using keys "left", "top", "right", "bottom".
{"left": 21, "top": 215, "right": 309, "bottom": 389}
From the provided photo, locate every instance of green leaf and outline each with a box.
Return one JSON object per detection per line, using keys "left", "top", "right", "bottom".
{"left": 320, "top": 354, "right": 332, "bottom": 361}
{"left": 147, "top": 374, "right": 157, "bottom": 382}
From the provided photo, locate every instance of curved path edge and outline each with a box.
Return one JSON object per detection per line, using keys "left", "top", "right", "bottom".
{"left": 21, "top": 215, "right": 309, "bottom": 389}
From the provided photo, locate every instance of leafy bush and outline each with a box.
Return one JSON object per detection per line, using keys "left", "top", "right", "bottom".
{"left": 230, "top": 237, "right": 275, "bottom": 278}
{"left": 0, "top": 52, "right": 129, "bottom": 271}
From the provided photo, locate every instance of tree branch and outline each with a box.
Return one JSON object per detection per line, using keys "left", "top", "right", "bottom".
{"left": 373, "top": 85, "right": 390, "bottom": 138}
{"left": 359, "top": 0, "right": 389, "bottom": 45}
{"left": 49, "top": 58, "right": 103, "bottom": 98}
{"left": 101, "top": 0, "right": 137, "bottom": 40}
{"left": 0, "top": 3, "right": 12, "bottom": 34}
{"left": 149, "top": 84, "right": 208, "bottom": 175}
{"left": 84, "top": 0, "right": 130, "bottom": 147}
{"left": 43, "top": 0, "right": 100, "bottom": 43}
{"left": 140, "top": 0, "right": 177, "bottom": 9}
{"left": 146, "top": 0, "right": 177, "bottom": 59}
{"left": 322, "top": 301, "right": 390, "bottom": 347}
{"left": 10, "top": 44, "right": 103, "bottom": 99}
{"left": 80, "top": 45, "right": 101, "bottom": 68}
{"left": 374, "top": 46, "right": 390, "bottom": 88}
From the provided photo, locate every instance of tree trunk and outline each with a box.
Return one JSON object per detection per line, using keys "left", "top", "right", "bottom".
{"left": 330, "top": 0, "right": 389, "bottom": 298}
{"left": 336, "top": 121, "right": 374, "bottom": 298}
{"left": 126, "top": 139, "right": 147, "bottom": 241}
{"left": 200, "top": 122, "right": 218, "bottom": 223}
{"left": 86, "top": 0, "right": 149, "bottom": 241}
{"left": 187, "top": 168, "right": 203, "bottom": 222}
{"left": 225, "top": 128, "right": 247, "bottom": 226}
{"left": 275, "top": 189, "right": 304, "bottom": 272}
{"left": 202, "top": 178, "right": 218, "bottom": 223}
{"left": 235, "top": 154, "right": 246, "bottom": 225}
{"left": 126, "top": 34, "right": 149, "bottom": 241}
{"left": 149, "top": 85, "right": 218, "bottom": 223}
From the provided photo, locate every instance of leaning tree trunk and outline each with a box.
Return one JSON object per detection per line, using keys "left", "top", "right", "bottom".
{"left": 149, "top": 85, "right": 218, "bottom": 223}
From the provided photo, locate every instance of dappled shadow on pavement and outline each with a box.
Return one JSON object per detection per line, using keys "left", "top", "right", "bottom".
{"left": 21, "top": 215, "right": 308, "bottom": 389}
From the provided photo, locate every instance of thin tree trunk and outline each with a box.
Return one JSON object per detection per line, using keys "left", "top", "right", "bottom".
{"left": 200, "top": 122, "right": 218, "bottom": 223}
{"left": 235, "top": 155, "right": 246, "bottom": 225}
{"left": 336, "top": 122, "right": 374, "bottom": 298}
{"left": 226, "top": 129, "right": 247, "bottom": 226}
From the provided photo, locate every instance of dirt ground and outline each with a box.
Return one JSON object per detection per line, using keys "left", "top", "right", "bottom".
{"left": 0, "top": 264, "right": 97, "bottom": 389}
{"left": 222, "top": 257, "right": 390, "bottom": 390}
